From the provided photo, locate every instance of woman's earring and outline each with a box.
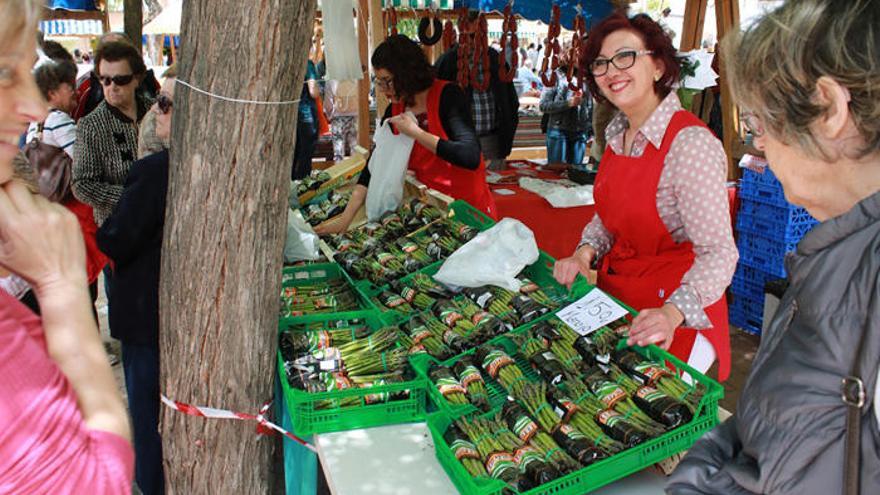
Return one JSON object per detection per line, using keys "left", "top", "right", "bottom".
{"left": 654, "top": 73, "right": 661, "bottom": 82}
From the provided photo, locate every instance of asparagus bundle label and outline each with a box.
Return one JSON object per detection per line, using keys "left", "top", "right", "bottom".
{"left": 437, "top": 378, "right": 467, "bottom": 398}
{"left": 513, "top": 445, "right": 549, "bottom": 477}
{"left": 451, "top": 439, "right": 481, "bottom": 461}
{"left": 485, "top": 452, "right": 517, "bottom": 480}
{"left": 411, "top": 329, "right": 433, "bottom": 345}
{"left": 458, "top": 363, "right": 485, "bottom": 389}
{"left": 594, "top": 380, "right": 627, "bottom": 409}
{"left": 512, "top": 415, "right": 539, "bottom": 443}
{"left": 482, "top": 349, "right": 516, "bottom": 380}
{"left": 400, "top": 286, "right": 417, "bottom": 303}
{"left": 633, "top": 363, "right": 673, "bottom": 386}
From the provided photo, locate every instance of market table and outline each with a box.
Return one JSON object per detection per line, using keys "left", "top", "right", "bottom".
{"left": 489, "top": 162, "right": 595, "bottom": 260}
{"left": 314, "top": 423, "right": 667, "bottom": 495}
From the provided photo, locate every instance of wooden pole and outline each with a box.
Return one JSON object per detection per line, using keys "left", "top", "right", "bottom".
{"left": 715, "top": 0, "right": 740, "bottom": 180}
{"left": 680, "top": 0, "right": 708, "bottom": 51}
{"left": 160, "top": 1, "right": 315, "bottom": 493}
{"left": 370, "top": 0, "right": 389, "bottom": 121}
{"left": 123, "top": 0, "right": 143, "bottom": 54}
{"left": 357, "top": 0, "right": 371, "bottom": 148}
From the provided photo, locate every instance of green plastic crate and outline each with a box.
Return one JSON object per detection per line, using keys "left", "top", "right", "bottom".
{"left": 279, "top": 262, "right": 378, "bottom": 322}
{"left": 424, "top": 333, "right": 723, "bottom": 495}
{"left": 277, "top": 311, "right": 428, "bottom": 437}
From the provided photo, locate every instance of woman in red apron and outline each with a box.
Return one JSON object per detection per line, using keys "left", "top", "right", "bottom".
{"left": 553, "top": 13, "right": 737, "bottom": 381}
{"left": 315, "top": 35, "right": 496, "bottom": 235}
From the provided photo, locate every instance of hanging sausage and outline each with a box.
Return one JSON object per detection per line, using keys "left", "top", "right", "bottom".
{"left": 498, "top": 3, "right": 518, "bottom": 83}
{"left": 470, "top": 12, "right": 491, "bottom": 91}
{"left": 384, "top": 6, "right": 399, "bottom": 38}
{"left": 442, "top": 19, "right": 456, "bottom": 51}
{"left": 540, "top": 4, "right": 562, "bottom": 88}
{"left": 568, "top": 10, "right": 587, "bottom": 91}
{"left": 455, "top": 9, "right": 472, "bottom": 89}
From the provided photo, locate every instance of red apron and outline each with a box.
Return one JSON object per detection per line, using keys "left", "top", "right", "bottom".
{"left": 391, "top": 80, "right": 497, "bottom": 219}
{"left": 593, "top": 110, "right": 731, "bottom": 382}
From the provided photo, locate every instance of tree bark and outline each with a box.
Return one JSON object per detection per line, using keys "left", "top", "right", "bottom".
{"left": 160, "top": 1, "right": 316, "bottom": 493}
{"left": 123, "top": 0, "right": 142, "bottom": 54}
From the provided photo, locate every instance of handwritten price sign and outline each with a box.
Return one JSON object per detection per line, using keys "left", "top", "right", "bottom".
{"left": 556, "top": 288, "right": 629, "bottom": 336}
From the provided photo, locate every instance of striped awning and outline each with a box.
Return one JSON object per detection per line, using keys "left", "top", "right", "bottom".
{"left": 40, "top": 19, "right": 103, "bottom": 36}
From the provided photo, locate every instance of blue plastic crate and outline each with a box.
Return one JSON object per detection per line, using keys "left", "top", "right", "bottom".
{"left": 731, "top": 263, "right": 782, "bottom": 298}
{"left": 735, "top": 232, "right": 798, "bottom": 278}
{"left": 736, "top": 209, "right": 817, "bottom": 245}
{"left": 729, "top": 290, "right": 764, "bottom": 336}
{"left": 739, "top": 167, "right": 787, "bottom": 207}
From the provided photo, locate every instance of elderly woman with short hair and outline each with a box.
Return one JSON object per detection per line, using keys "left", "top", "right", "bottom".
{"left": 668, "top": 1, "right": 880, "bottom": 493}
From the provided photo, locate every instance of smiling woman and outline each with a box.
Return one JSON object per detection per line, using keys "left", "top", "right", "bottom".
{"left": 0, "top": 0, "right": 133, "bottom": 492}
{"left": 553, "top": 10, "right": 738, "bottom": 381}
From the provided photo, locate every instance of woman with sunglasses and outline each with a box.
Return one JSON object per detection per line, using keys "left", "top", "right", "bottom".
{"left": 72, "top": 40, "right": 151, "bottom": 231}
{"left": 0, "top": 1, "right": 133, "bottom": 491}
{"left": 669, "top": 1, "right": 880, "bottom": 492}
{"left": 553, "top": 12, "right": 737, "bottom": 380}
{"left": 315, "top": 35, "right": 496, "bottom": 234}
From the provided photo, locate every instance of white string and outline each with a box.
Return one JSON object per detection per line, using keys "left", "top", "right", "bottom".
{"left": 174, "top": 79, "right": 301, "bottom": 106}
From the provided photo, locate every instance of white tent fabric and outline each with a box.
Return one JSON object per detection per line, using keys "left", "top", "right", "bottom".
{"left": 322, "top": 0, "right": 363, "bottom": 81}
{"left": 143, "top": 0, "right": 182, "bottom": 35}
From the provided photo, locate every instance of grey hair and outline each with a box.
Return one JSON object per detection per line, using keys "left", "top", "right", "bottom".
{"left": 0, "top": 0, "right": 41, "bottom": 50}
{"left": 723, "top": 0, "right": 880, "bottom": 160}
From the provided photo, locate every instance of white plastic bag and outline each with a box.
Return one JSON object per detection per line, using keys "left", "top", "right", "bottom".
{"left": 284, "top": 209, "right": 321, "bottom": 263}
{"left": 434, "top": 218, "right": 540, "bottom": 291}
{"left": 519, "top": 177, "right": 595, "bottom": 208}
{"left": 365, "top": 118, "right": 415, "bottom": 220}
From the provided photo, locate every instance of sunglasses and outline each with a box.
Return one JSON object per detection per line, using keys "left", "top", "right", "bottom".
{"left": 156, "top": 94, "right": 173, "bottom": 114}
{"left": 589, "top": 50, "right": 654, "bottom": 77}
{"left": 99, "top": 74, "right": 135, "bottom": 87}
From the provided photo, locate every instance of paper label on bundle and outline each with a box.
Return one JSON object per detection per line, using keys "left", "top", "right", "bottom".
{"left": 377, "top": 252, "right": 395, "bottom": 267}
{"left": 556, "top": 288, "right": 629, "bottom": 336}
{"left": 401, "top": 241, "right": 419, "bottom": 253}
{"left": 459, "top": 366, "right": 484, "bottom": 388}
{"left": 412, "top": 329, "right": 433, "bottom": 345}
{"left": 441, "top": 309, "right": 462, "bottom": 326}
{"left": 513, "top": 446, "right": 543, "bottom": 471}
{"left": 483, "top": 350, "right": 515, "bottom": 378}
{"left": 558, "top": 423, "right": 586, "bottom": 440}
{"left": 475, "top": 292, "right": 493, "bottom": 309}
{"left": 513, "top": 416, "right": 539, "bottom": 443}
{"left": 384, "top": 294, "right": 407, "bottom": 308}
{"left": 437, "top": 377, "right": 467, "bottom": 397}
{"left": 519, "top": 279, "right": 539, "bottom": 294}
{"left": 472, "top": 311, "right": 491, "bottom": 325}
{"left": 486, "top": 452, "right": 516, "bottom": 479}
{"left": 319, "top": 359, "right": 341, "bottom": 372}
{"left": 636, "top": 385, "right": 666, "bottom": 403}
{"left": 401, "top": 286, "right": 417, "bottom": 303}
{"left": 634, "top": 363, "right": 672, "bottom": 386}
{"left": 452, "top": 440, "right": 480, "bottom": 461}
{"left": 596, "top": 381, "right": 627, "bottom": 408}
{"left": 597, "top": 409, "right": 624, "bottom": 427}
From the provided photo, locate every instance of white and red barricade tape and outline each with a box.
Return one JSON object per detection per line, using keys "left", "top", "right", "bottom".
{"left": 161, "top": 394, "right": 317, "bottom": 453}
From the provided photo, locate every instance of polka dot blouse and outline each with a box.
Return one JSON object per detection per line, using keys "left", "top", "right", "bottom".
{"left": 580, "top": 92, "right": 738, "bottom": 329}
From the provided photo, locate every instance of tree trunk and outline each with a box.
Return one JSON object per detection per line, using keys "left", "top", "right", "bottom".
{"left": 123, "top": 0, "right": 143, "bottom": 54}
{"left": 159, "top": 1, "right": 316, "bottom": 493}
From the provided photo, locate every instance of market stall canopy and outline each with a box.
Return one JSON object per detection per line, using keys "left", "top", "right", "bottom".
{"left": 143, "top": 0, "right": 182, "bottom": 35}
{"left": 41, "top": 18, "right": 103, "bottom": 35}
{"left": 316, "top": 0, "right": 455, "bottom": 7}
{"left": 45, "top": 0, "right": 99, "bottom": 9}
{"left": 454, "top": 0, "right": 613, "bottom": 30}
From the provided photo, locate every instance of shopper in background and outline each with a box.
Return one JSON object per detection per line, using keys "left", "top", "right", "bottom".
{"left": 0, "top": 1, "right": 132, "bottom": 492}
{"left": 97, "top": 70, "right": 176, "bottom": 495}
{"left": 554, "top": 12, "right": 737, "bottom": 380}
{"left": 539, "top": 51, "right": 592, "bottom": 166}
{"left": 139, "top": 64, "right": 177, "bottom": 158}
{"left": 669, "top": 1, "right": 880, "bottom": 492}
{"left": 436, "top": 10, "right": 519, "bottom": 171}
{"left": 324, "top": 78, "right": 358, "bottom": 162}
{"left": 315, "top": 35, "right": 496, "bottom": 234}
{"left": 291, "top": 56, "right": 320, "bottom": 180}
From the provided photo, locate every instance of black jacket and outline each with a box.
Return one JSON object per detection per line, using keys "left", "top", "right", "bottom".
{"left": 96, "top": 150, "right": 168, "bottom": 346}
{"left": 435, "top": 45, "right": 520, "bottom": 158}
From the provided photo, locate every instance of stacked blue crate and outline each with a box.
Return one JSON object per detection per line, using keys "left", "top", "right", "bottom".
{"left": 730, "top": 167, "right": 818, "bottom": 335}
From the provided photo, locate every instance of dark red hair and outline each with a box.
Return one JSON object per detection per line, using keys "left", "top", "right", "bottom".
{"left": 580, "top": 11, "right": 680, "bottom": 105}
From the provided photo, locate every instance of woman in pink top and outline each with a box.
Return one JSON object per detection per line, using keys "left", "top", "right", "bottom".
{"left": 0, "top": 2, "right": 134, "bottom": 493}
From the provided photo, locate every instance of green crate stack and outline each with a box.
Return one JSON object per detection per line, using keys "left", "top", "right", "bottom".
{"left": 279, "top": 262, "right": 378, "bottom": 322}
{"left": 277, "top": 311, "right": 427, "bottom": 437}
{"left": 422, "top": 327, "right": 723, "bottom": 495}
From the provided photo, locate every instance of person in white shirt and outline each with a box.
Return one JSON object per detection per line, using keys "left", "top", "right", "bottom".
{"left": 27, "top": 60, "right": 78, "bottom": 157}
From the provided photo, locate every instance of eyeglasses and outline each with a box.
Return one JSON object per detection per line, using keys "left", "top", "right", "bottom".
{"left": 98, "top": 74, "right": 135, "bottom": 87}
{"left": 589, "top": 50, "right": 654, "bottom": 76}
{"left": 156, "top": 93, "right": 173, "bottom": 114}
{"left": 741, "top": 112, "right": 765, "bottom": 138}
{"left": 375, "top": 76, "right": 394, "bottom": 90}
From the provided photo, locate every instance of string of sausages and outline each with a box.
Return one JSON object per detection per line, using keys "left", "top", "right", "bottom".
{"left": 567, "top": 10, "right": 587, "bottom": 91}
{"left": 498, "top": 4, "right": 518, "bottom": 83}
{"left": 540, "top": 4, "right": 562, "bottom": 88}
{"left": 455, "top": 9, "right": 472, "bottom": 89}
{"left": 384, "top": 5, "right": 398, "bottom": 38}
{"left": 470, "top": 13, "right": 491, "bottom": 91}
{"left": 442, "top": 18, "right": 456, "bottom": 51}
